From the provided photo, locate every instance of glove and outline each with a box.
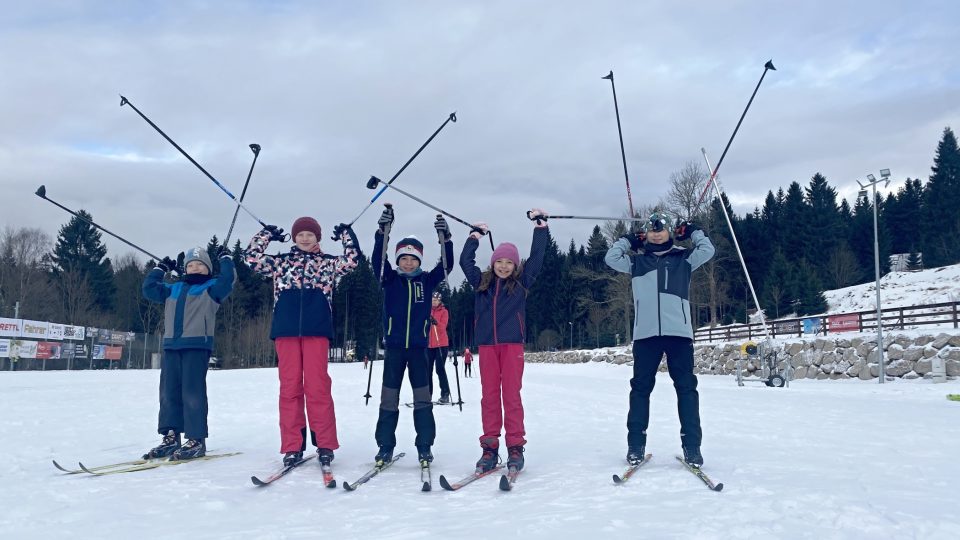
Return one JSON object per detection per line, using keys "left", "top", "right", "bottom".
{"left": 156, "top": 256, "right": 177, "bottom": 273}
{"left": 674, "top": 221, "right": 699, "bottom": 241}
{"left": 434, "top": 215, "right": 451, "bottom": 241}
{"left": 378, "top": 206, "right": 395, "bottom": 232}
{"left": 529, "top": 208, "right": 548, "bottom": 227}
{"left": 469, "top": 222, "right": 488, "bottom": 239}
{"left": 263, "top": 225, "right": 286, "bottom": 242}
{"left": 332, "top": 223, "right": 350, "bottom": 239}
{"left": 213, "top": 245, "right": 230, "bottom": 259}
{"left": 621, "top": 234, "right": 644, "bottom": 252}
{"left": 429, "top": 316, "right": 438, "bottom": 325}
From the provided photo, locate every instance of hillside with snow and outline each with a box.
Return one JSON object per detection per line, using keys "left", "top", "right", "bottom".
{"left": 824, "top": 263, "right": 960, "bottom": 314}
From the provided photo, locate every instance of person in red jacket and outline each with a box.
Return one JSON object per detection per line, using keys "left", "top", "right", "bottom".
{"left": 463, "top": 348, "right": 473, "bottom": 378}
{"left": 246, "top": 217, "right": 359, "bottom": 467}
{"left": 459, "top": 209, "right": 549, "bottom": 473}
{"left": 427, "top": 292, "right": 451, "bottom": 403}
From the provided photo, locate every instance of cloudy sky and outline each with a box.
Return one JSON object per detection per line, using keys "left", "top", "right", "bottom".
{"left": 2, "top": 1, "right": 958, "bottom": 282}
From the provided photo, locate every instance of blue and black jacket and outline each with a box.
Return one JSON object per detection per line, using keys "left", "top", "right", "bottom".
{"left": 372, "top": 232, "right": 454, "bottom": 349}
{"left": 142, "top": 257, "right": 235, "bottom": 351}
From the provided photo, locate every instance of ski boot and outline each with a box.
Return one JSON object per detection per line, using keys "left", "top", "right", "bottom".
{"left": 626, "top": 446, "right": 646, "bottom": 466}
{"left": 375, "top": 446, "right": 394, "bottom": 467}
{"left": 475, "top": 443, "right": 500, "bottom": 473}
{"left": 317, "top": 448, "right": 334, "bottom": 466}
{"left": 438, "top": 392, "right": 451, "bottom": 405}
{"left": 143, "top": 430, "right": 180, "bottom": 459}
{"left": 507, "top": 446, "right": 525, "bottom": 471}
{"left": 417, "top": 445, "right": 433, "bottom": 464}
{"left": 283, "top": 451, "right": 304, "bottom": 467}
{"left": 171, "top": 439, "right": 205, "bottom": 461}
{"left": 682, "top": 446, "right": 703, "bottom": 468}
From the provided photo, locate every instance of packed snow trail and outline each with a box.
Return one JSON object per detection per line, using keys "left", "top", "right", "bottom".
{"left": 3, "top": 363, "right": 960, "bottom": 539}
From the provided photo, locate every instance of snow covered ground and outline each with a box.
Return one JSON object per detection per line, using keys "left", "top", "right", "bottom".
{"left": 3, "top": 362, "right": 960, "bottom": 540}
{"left": 824, "top": 263, "right": 960, "bottom": 315}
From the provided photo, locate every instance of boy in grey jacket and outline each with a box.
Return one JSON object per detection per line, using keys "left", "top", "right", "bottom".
{"left": 142, "top": 247, "right": 235, "bottom": 460}
{"left": 605, "top": 212, "right": 715, "bottom": 467}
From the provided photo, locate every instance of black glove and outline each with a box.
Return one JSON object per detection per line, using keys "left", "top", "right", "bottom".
{"left": 622, "top": 229, "right": 645, "bottom": 252}
{"left": 674, "top": 221, "right": 699, "bottom": 241}
{"left": 213, "top": 245, "right": 230, "bottom": 259}
{"left": 263, "top": 225, "right": 286, "bottom": 242}
{"left": 429, "top": 316, "right": 438, "bottom": 325}
{"left": 332, "top": 223, "right": 350, "bottom": 239}
{"left": 434, "top": 215, "right": 451, "bottom": 241}
{"left": 156, "top": 256, "right": 177, "bottom": 273}
{"left": 378, "top": 206, "right": 394, "bottom": 232}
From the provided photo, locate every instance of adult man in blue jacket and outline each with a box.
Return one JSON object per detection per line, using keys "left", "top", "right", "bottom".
{"left": 605, "top": 212, "right": 715, "bottom": 467}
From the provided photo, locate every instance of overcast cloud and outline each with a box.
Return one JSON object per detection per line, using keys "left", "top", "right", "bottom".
{"left": 1, "top": 1, "right": 958, "bottom": 284}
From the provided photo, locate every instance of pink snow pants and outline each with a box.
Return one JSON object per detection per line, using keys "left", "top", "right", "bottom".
{"left": 478, "top": 343, "right": 527, "bottom": 448}
{"left": 275, "top": 336, "right": 339, "bottom": 453}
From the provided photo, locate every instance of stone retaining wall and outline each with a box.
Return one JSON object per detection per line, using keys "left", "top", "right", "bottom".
{"left": 523, "top": 331, "right": 960, "bottom": 381}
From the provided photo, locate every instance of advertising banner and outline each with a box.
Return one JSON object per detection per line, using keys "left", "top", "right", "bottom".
{"left": 774, "top": 320, "right": 800, "bottom": 335}
{"left": 0, "top": 318, "right": 22, "bottom": 338}
{"left": 92, "top": 345, "right": 106, "bottom": 360}
{"left": 0, "top": 339, "right": 9, "bottom": 358}
{"left": 47, "top": 323, "right": 65, "bottom": 341}
{"left": 802, "top": 317, "right": 822, "bottom": 335}
{"left": 63, "top": 325, "right": 86, "bottom": 341}
{"left": 72, "top": 344, "right": 88, "bottom": 359}
{"left": 20, "top": 320, "right": 49, "bottom": 339}
{"left": 13, "top": 340, "right": 38, "bottom": 359}
{"left": 829, "top": 313, "right": 860, "bottom": 333}
{"left": 104, "top": 346, "right": 123, "bottom": 360}
{"left": 36, "top": 342, "right": 62, "bottom": 360}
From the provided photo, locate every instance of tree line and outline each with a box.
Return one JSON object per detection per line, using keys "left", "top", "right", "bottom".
{"left": 2, "top": 128, "right": 957, "bottom": 367}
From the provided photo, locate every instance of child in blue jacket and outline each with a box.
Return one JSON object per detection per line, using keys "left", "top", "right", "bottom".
{"left": 370, "top": 206, "right": 454, "bottom": 467}
{"left": 142, "top": 247, "right": 235, "bottom": 460}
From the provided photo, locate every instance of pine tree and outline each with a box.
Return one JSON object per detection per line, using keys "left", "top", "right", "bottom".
{"left": 761, "top": 250, "right": 793, "bottom": 319}
{"left": 794, "top": 259, "right": 827, "bottom": 316}
{"left": 921, "top": 127, "right": 960, "bottom": 267}
{"left": 51, "top": 211, "right": 116, "bottom": 317}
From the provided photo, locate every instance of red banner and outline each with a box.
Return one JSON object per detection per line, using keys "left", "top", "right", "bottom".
{"left": 105, "top": 346, "right": 123, "bottom": 360}
{"left": 829, "top": 313, "right": 860, "bottom": 333}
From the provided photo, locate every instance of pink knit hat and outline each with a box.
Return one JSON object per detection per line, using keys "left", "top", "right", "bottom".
{"left": 490, "top": 242, "right": 520, "bottom": 267}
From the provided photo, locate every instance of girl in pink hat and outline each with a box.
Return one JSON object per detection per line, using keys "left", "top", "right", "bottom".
{"left": 459, "top": 209, "right": 549, "bottom": 474}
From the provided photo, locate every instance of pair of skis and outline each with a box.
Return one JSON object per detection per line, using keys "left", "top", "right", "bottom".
{"left": 250, "top": 454, "right": 336, "bottom": 488}
{"left": 52, "top": 453, "right": 241, "bottom": 476}
{"left": 438, "top": 465, "right": 521, "bottom": 492}
{"left": 613, "top": 454, "right": 724, "bottom": 492}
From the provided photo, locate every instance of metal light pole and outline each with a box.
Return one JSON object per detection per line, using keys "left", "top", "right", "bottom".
{"left": 857, "top": 168, "right": 891, "bottom": 384}
{"left": 569, "top": 322, "right": 574, "bottom": 350}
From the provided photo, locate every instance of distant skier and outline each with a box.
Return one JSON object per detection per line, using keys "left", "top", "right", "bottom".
{"left": 604, "top": 212, "right": 715, "bottom": 467}
{"left": 246, "top": 217, "right": 359, "bottom": 467}
{"left": 460, "top": 209, "right": 549, "bottom": 473}
{"left": 427, "top": 292, "right": 452, "bottom": 404}
{"left": 371, "top": 206, "right": 454, "bottom": 468}
{"left": 463, "top": 348, "right": 473, "bottom": 378}
{"left": 142, "top": 247, "right": 235, "bottom": 461}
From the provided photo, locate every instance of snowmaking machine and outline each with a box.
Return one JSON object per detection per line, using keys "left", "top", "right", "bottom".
{"left": 737, "top": 340, "right": 792, "bottom": 388}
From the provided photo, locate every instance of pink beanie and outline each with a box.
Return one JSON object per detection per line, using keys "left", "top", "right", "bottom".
{"left": 490, "top": 242, "right": 520, "bottom": 267}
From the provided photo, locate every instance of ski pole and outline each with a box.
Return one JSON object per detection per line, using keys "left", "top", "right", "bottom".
{"left": 223, "top": 144, "right": 261, "bottom": 247}
{"left": 367, "top": 176, "right": 495, "bottom": 249}
{"left": 451, "top": 348, "right": 464, "bottom": 412}
{"left": 35, "top": 185, "right": 163, "bottom": 262}
{"left": 436, "top": 215, "right": 453, "bottom": 291}
{"left": 344, "top": 112, "right": 457, "bottom": 234}
{"left": 525, "top": 211, "right": 645, "bottom": 222}
{"left": 701, "top": 148, "right": 771, "bottom": 340}
{"left": 363, "top": 332, "right": 376, "bottom": 405}
{"left": 696, "top": 60, "right": 776, "bottom": 206}
{"left": 378, "top": 203, "right": 393, "bottom": 285}
{"left": 601, "top": 71, "right": 635, "bottom": 218}
{"left": 119, "top": 95, "right": 270, "bottom": 228}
